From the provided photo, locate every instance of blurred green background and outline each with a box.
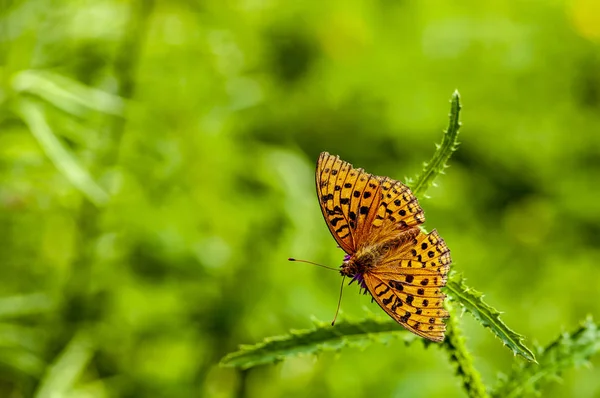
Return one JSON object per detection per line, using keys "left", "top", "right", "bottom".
{"left": 1, "top": 0, "right": 600, "bottom": 397}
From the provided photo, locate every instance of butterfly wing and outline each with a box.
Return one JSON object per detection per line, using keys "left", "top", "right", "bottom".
{"left": 370, "top": 176, "right": 425, "bottom": 233}
{"left": 362, "top": 229, "right": 451, "bottom": 342}
{"left": 316, "top": 152, "right": 451, "bottom": 341}
{"left": 316, "top": 152, "right": 425, "bottom": 254}
{"left": 316, "top": 152, "right": 381, "bottom": 253}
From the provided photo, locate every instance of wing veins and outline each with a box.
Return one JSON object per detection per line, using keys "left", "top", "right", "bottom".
{"left": 355, "top": 173, "right": 375, "bottom": 242}
{"left": 338, "top": 162, "right": 357, "bottom": 251}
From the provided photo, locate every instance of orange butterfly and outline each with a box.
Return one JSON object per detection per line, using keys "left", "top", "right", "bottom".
{"left": 316, "top": 152, "right": 451, "bottom": 342}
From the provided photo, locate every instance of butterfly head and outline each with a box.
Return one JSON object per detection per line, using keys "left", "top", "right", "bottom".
{"left": 340, "top": 254, "right": 357, "bottom": 277}
{"left": 340, "top": 252, "right": 371, "bottom": 293}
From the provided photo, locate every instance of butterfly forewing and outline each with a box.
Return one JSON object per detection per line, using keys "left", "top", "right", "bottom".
{"left": 316, "top": 154, "right": 355, "bottom": 252}
{"left": 316, "top": 152, "right": 383, "bottom": 253}
{"left": 372, "top": 177, "right": 425, "bottom": 231}
{"left": 316, "top": 152, "right": 427, "bottom": 253}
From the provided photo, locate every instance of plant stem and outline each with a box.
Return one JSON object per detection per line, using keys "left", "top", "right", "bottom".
{"left": 411, "top": 90, "right": 461, "bottom": 198}
{"left": 443, "top": 301, "right": 489, "bottom": 398}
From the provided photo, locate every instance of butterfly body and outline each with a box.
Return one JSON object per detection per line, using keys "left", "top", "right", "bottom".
{"left": 316, "top": 152, "right": 451, "bottom": 342}
{"left": 340, "top": 227, "right": 421, "bottom": 278}
{"left": 341, "top": 247, "right": 377, "bottom": 277}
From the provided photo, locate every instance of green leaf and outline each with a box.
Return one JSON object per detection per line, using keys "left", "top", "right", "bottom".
{"left": 492, "top": 318, "right": 600, "bottom": 398}
{"left": 220, "top": 315, "right": 419, "bottom": 369}
{"left": 410, "top": 90, "right": 461, "bottom": 198}
{"left": 445, "top": 274, "right": 536, "bottom": 362}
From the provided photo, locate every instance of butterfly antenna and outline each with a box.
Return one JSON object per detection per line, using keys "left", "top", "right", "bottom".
{"left": 331, "top": 275, "right": 345, "bottom": 326}
{"left": 288, "top": 258, "right": 339, "bottom": 271}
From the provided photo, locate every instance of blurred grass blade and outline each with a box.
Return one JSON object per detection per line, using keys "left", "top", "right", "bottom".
{"left": 12, "top": 70, "right": 125, "bottom": 117}
{"left": 0, "top": 348, "right": 46, "bottom": 377}
{"left": 492, "top": 318, "right": 600, "bottom": 398}
{"left": 18, "top": 100, "right": 110, "bottom": 206}
{"left": 0, "top": 323, "right": 46, "bottom": 352}
{"left": 0, "top": 293, "right": 56, "bottom": 319}
{"left": 69, "top": 378, "right": 112, "bottom": 398}
{"left": 445, "top": 274, "right": 536, "bottom": 362}
{"left": 34, "top": 331, "right": 94, "bottom": 398}
{"left": 220, "top": 316, "right": 418, "bottom": 369}
{"left": 410, "top": 90, "right": 461, "bottom": 198}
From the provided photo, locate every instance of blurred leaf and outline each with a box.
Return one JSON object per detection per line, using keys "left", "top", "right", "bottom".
{"left": 220, "top": 316, "right": 419, "bottom": 369}
{"left": 12, "top": 70, "right": 125, "bottom": 117}
{"left": 0, "top": 347, "right": 46, "bottom": 377}
{"left": 0, "top": 293, "right": 56, "bottom": 319}
{"left": 67, "top": 378, "right": 111, "bottom": 398}
{"left": 445, "top": 274, "right": 536, "bottom": 362}
{"left": 0, "top": 323, "right": 46, "bottom": 352}
{"left": 492, "top": 318, "right": 600, "bottom": 398}
{"left": 34, "top": 331, "right": 95, "bottom": 398}
{"left": 410, "top": 90, "right": 461, "bottom": 198}
{"left": 17, "top": 100, "right": 110, "bottom": 206}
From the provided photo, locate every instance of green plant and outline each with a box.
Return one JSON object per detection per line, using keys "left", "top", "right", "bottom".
{"left": 220, "top": 92, "right": 600, "bottom": 397}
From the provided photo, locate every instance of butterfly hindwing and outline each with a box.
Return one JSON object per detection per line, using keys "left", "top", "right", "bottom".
{"left": 364, "top": 273, "right": 447, "bottom": 341}
{"left": 363, "top": 229, "right": 451, "bottom": 342}
{"left": 374, "top": 229, "right": 451, "bottom": 273}
{"left": 411, "top": 229, "right": 452, "bottom": 271}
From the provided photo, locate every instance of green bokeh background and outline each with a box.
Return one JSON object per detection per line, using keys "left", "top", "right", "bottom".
{"left": 1, "top": 0, "right": 600, "bottom": 397}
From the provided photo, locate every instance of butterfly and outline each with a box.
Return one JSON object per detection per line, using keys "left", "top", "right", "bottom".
{"left": 316, "top": 152, "right": 451, "bottom": 342}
